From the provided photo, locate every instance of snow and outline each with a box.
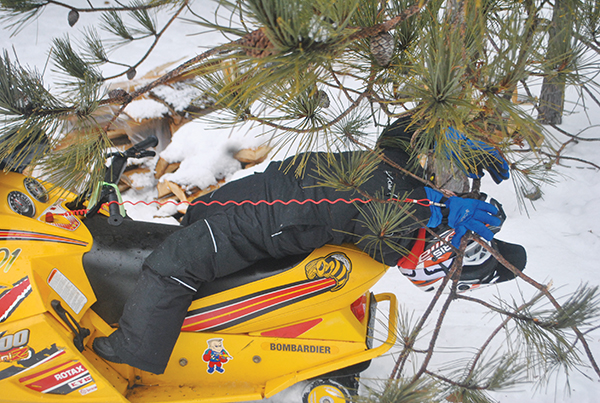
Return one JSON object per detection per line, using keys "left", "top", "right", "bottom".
{"left": 2, "top": 3, "right": 600, "bottom": 403}
{"left": 151, "top": 81, "right": 206, "bottom": 112}
{"left": 124, "top": 99, "right": 170, "bottom": 121}
{"left": 159, "top": 120, "right": 266, "bottom": 188}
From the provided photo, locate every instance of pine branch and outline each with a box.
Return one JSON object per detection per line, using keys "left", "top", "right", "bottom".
{"left": 309, "top": 150, "right": 380, "bottom": 191}
{"left": 408, "top": 235, "right": 469, "bottom": 384}
{"left": 100, "top": 0, "right": 428, "bottom": 128}
{"left": 355, "top": 377, "right": 439, "bottom": 403}
{"left": 394, "top": 305, "right": 431, "bottom": 355}
{"left": 344, "top": 0, "right": 428, "bottom": 43}
{"left": 102, "top": 1, "right": 188, "bottom": 81}
{"left": 455, "top": 293, "right": 563, "bottom": 329}
{"left": 550, "top": 121, "right": 600, "bottom": 142}
{"left": 100, "top": 9, "right": 135, "bottom": 41}
{"left": 52, "top": 36, "right": 104, "bottom": 83}
{"left": 390, "top": 234, "right": 467, "bottom": 379}
{"left": 0, "top": 0, "right": 172, "bottom": 35}
{"left": 45, "top": 0, "right": 170, "bottom": 13}
{"left": 353, "top": 192, "right": 420, "bottom": 259}
{"left": 129, "top": 1, "right": 158, "bottom": 36}
{"left": 429, "top": 352, "right": 528, "bottom": 402}
{"left": 246, "top": 92, "right": 369, "bottom": 134}
{"left": 100, "top": 40, "right": 231, "bottom": 130}
{"left": 425, "top": 370, "right": 488, "bottom": 390}
{"left": 540, "top": 152, "right": 600, "bottom": 170}
{"left": 473, "top": 237, "right": 600, "bottom": 379}
{"left": 465, "top": 289, "right": 548, "bottom": 376}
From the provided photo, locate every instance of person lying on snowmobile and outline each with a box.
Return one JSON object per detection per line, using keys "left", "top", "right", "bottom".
{"left": 92, "top": 116, "right": 510, "bottom": 375}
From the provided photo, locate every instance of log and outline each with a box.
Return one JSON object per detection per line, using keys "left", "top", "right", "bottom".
{"left": 177, "top": 203, "right": 189, "bottom": 215}
{"left": 154, "top": 158, "right": 181, "bottom": 179}
{"left": 118, "top": 176, "right": 132, "bottom": 192}
{"left": 186, "top": 179, "right": 226, "bottom": 202}
{"left": 121, "top": 167, "right": 152, "bottom": 190}
{"left": 234, "top": 145, "right": 271, "bottom": 165}
{"left": 166, "top": 180, "right": 187, "bottom": 202}
{"left": 152, "top": 196, "right": 179, "bottom": 218}
{"left": 157, "top": 180, "right": 174, "bottom": 199}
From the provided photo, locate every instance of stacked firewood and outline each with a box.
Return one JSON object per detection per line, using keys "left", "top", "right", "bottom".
{"left": 120, "top": 145, "right": 272, "bottom": 216}
{"left": 54, "top": 65, "right": 272, "bottom": 218}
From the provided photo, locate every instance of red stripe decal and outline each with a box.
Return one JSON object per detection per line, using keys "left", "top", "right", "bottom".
{"left": 261, "top": 318, "right": 323, "bottom": 338}
{"left": 0, "top": 277, "right": 32, "bottom": 323}
{"left": 186, "top": 279, "right": 332, "bottom": 322}
{"left": 19, "top": 361, "right": 73, "bottom": 383}
{"left": 182, "top": 278, "right": 335, "bottom": 332}
{"left": 183, "top": 278, "right": 333, "bottom": 329}
{"left": 23, "top": 362, "right": 89, "bottom": 393}
{"left": 0, "top": 230, "right": 87, "bottom": 246}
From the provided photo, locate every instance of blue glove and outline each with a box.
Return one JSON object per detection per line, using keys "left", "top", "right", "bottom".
{"left": 446, "top": 197, "right": 501, "bottom": 247}
{"left": 424, "top": 187, "right": 502, "bottom": 247}
{"left": 444, "top": 127, "right": 510, "bottom": 184}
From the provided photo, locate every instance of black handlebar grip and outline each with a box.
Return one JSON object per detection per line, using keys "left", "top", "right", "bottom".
{"left": 133, "top": 136, "right": 159, "bottom": 151}
{"left": 107, "top": 192, "right": 124, "bottom": 226}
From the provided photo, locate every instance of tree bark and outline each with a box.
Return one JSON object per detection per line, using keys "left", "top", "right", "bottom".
{"left": 538, "top": 0, "right": 574, "bottom": 125}
{"left": 538, "top": 78, "right": 565, "bottom": 124}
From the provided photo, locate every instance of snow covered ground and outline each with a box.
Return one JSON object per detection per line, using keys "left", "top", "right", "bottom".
{"left": 2, "top": 2, "right": 600, "bottom": 402}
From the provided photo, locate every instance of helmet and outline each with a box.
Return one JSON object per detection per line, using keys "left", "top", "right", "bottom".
{"left": 398, "top": 215, "right": 526, "bottom": 293}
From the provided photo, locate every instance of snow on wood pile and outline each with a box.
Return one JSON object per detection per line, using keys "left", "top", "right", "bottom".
{"left": 53, "top": 65, "right": 270, "bottom": 221}
{"left": 149, "top": 145, "right": 271, "bottom": 216}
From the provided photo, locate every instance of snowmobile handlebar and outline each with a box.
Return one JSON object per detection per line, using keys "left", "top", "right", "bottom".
{"left": 105, "top": 136, "right": 158, "bottom": 225}
{"left": 83, "top": 136, "right": 159, "bottom": 224}
{"left": 488, "top": 198, "right": 506, "bottom": 234}
{"left": 107, "top": 191, "right": 124, "bottom": 226}
{"left": 129, "top": 135, "right": 159, "bottom": 152}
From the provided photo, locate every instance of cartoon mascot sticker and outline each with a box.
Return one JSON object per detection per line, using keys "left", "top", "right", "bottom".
{"left": 202, "top": 338, "right": 232, "bottom": 374}
{"left": 305, "top": 252, "right": 351, "bottom": 291}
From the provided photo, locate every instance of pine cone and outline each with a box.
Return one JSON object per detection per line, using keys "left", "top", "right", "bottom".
{"left": 126, "top": 67, "right": 137, "bottom": 80}
{"left": 523, "top": 183, "right": 542, "bottom": 200}
{"left": 68, "top": 9, "right": 79, "bottom": 27}
{"left": 370, "top": 32, "right": 395, "bottom": 67}
{"left": 317, "top": 90, "right": 330, "bottom": 108}
{"left": 240, "top": 28, "right": 276, "bottom": 59}
{"left": 108, "top": 89, "right": 129, "bottom": 100}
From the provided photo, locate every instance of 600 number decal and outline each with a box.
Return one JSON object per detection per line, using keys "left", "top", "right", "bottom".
{"left": 0, "top": 329, "right": 30, "bottom": 352}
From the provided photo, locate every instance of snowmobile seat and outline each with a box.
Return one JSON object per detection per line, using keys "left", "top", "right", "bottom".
{"left": 82, "top": 214, "right": 308, "bottom": 325}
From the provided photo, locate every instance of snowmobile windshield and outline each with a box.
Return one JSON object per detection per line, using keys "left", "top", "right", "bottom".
{"left": 0, "top": 130, "right": 50, "bottom": 173}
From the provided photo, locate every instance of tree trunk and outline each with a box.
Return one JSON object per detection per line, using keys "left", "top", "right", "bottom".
{"left": 538, "top": 77, "right": 565, "bottom": 124}
{"left": 538, "top": 0, "right": 574, "bottom": 125}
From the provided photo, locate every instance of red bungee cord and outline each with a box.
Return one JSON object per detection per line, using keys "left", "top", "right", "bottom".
{"left": 53, "top": 197, "right": 444, "bottom": 218}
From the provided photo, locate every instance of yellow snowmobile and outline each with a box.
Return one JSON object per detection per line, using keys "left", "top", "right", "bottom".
{"left": 0, "top": 137, "right": 399, "bottom": 403}
{"left": 0, "top": 137, "right": 526, "bottom": 403}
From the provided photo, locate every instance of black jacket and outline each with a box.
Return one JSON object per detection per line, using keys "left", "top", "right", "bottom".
{"left": 180, "top": 150, "right": 431, "bottom": 267}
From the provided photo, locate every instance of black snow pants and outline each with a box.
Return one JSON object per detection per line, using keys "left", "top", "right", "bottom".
{"left": 107, "top": 212, "right": 286, "bottom": 374}
{"left": 106, "top": 150, "right": 430, "bottom": 374}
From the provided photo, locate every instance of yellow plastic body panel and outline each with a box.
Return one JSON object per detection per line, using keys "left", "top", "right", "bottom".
{"left": 1, "top": 170, "right": 400, "bottom": 403}
{"left": 183, "top": 244, "right": 388, "bottom": 335}
{"left": 0, "top": 171, "right": 95, "bottom": 325}
{"left": 250, "top": 304, "right": 367, "bottom": 342}
{"left": 0, "top": 313, "right": 128, "bottom": 402}
{"left": 124, "top": 293, "right": 397, "bottom": 403}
